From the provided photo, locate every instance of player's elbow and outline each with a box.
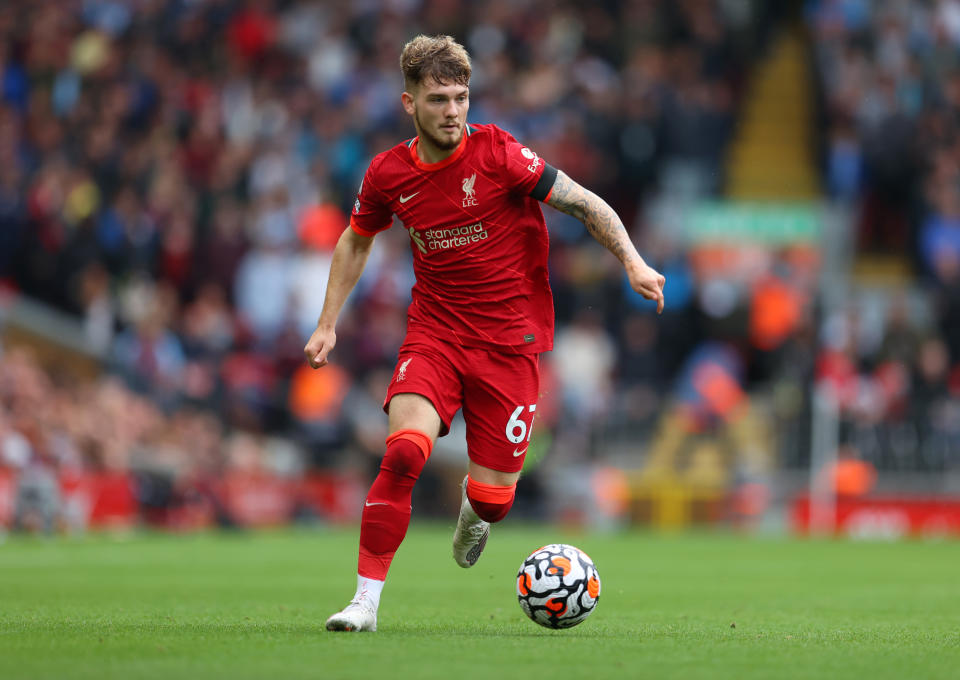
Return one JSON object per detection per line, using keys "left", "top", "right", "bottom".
{"left": 339, "top": 227, "right": 376, "bottom": 254}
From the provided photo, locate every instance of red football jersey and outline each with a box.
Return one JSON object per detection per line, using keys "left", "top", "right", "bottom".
{"left": 350, "top": 123, "right": 556, "bottom": 354}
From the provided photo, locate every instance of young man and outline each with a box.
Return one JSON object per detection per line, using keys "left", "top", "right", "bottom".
{"left": 304, "top": 35, "right": 665, "bottom": 632}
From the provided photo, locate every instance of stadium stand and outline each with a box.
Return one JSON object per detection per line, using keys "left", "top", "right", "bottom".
{"left": 0, "top": 0, "right": 957, "bottom": 533}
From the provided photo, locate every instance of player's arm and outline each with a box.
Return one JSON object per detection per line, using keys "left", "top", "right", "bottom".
{"left": 304, "top": 227, "right": 376, "bottom": 368}
{"left": 545, "top": 170, "right": 666, "bottom": 313}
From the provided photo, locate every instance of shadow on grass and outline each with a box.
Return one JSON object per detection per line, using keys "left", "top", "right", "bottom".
{"left": 384, "top": 621, "right": 636, "bottom": 638}
{"left": 7, "top": 617, "right": 634, "bottom": 640}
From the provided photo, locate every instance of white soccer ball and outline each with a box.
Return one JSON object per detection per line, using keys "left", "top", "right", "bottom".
{"left": 516, "top": 543, "right": 601, "bottom": 629}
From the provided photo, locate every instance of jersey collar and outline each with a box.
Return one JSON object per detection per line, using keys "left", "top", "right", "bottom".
{"left": 409, "top": 128, "right": 469, "bottom": 171}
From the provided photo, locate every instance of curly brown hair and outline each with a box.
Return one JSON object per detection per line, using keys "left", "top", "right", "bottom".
{"left": 400, "top": 35, "right": 472, "bottom": 91}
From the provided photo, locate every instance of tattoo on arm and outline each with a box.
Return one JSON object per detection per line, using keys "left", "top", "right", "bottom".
{"left": 545, "top": 171, "right": 638, "bottom": 264}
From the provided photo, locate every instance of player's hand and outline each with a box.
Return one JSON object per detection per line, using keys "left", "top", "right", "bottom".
{"left": 304, "top": 324, "right": 336, "bottom": 368}
{"left": 625, "top": 259, "right": 666, "bottom": 314}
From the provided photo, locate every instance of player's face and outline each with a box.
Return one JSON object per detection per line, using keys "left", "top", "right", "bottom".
{"left": 406, "top": 80, "right": 469, "bottom": 152}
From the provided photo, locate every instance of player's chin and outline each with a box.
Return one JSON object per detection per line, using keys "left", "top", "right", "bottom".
{"left": 438, "top": 127, "right": 462, "bottom": 147}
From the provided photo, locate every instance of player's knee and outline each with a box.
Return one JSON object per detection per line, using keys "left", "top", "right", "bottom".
{"left": 466, "top": 475, "right": 516, "bottom": 523}
{"left": 381, "top": 429, "right": 432, "bottom": 479}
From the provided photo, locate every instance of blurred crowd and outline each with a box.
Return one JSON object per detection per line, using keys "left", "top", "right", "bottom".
{"left": 812, "top": 0, "right": 960, "bottom": 270}
{"left": 808, "top": 0, "right": 960, "bottom": 474}
{"left": 811, "top": 0, "right": 960, "bottom": 337}
{"left": 1, "top": 0, "right": 959, "bottom": 530}
{"left": 0, "top": 0, "right": 757, "bottom": 522}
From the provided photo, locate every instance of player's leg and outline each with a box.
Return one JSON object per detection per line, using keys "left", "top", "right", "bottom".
{"left": 358, "top": 396, "right": 441, "bottom": 597}
{"left": 327, "top": 343, "right": 460, "bottom": 632}
{"left": 465, "top": 462, "right": 521, "bottom": 521}
{"left": 453, "top": 350, "right": 539, "bottom": 567}
{"left": 326, "top": 395, "right": 440, "bottom": 632}
{"left": 452, "top": 463, "right": 521, "bottom": 568}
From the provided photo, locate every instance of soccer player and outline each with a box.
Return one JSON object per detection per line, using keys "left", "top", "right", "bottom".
{"left": 305, "top": 35, "right": 665, "bottom": 632}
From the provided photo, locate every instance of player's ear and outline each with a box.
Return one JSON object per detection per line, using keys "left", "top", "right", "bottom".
{"left": 401, "top": 91, "right": 415, "bottom": 115}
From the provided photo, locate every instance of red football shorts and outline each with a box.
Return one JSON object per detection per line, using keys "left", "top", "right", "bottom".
{"left": 383, "top": 339, "right": 540, "bottom": 473}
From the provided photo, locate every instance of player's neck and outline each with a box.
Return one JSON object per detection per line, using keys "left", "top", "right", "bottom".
{"left": 416, "top": 138, "right": 453, "bottom": 164}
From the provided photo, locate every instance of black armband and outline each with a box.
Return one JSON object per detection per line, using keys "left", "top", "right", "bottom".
{"left": 530, "top": 163, "right": 558, "bottom": 202}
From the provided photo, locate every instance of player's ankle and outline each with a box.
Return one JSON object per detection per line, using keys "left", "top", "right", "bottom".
{"left": 353, "top": 575, "right": 385, "bottom": 611}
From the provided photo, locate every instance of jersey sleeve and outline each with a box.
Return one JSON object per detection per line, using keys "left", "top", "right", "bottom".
{"left": 496, "top": 129, "right": 558, "bottom": 201}
{"left": 349, "top": 161, "right": 393, "bottom": 237}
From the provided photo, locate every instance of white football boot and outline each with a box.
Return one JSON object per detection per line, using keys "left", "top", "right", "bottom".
{"left": 452, "top": 475, "right": 490, "bottom": 568}
{"left": 325, "top": 596, "right": 378, "bottom": 632}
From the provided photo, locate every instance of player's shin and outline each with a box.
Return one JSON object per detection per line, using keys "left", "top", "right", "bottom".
{"left": 356, "top": 430, "right": 432, "bottom": 582}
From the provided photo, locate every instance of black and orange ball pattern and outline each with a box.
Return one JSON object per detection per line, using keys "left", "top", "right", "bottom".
{"left": 516, "top": 543, "right": 601, "bottom": 629}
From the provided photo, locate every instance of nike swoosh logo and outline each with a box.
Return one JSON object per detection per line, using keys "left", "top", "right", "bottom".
{"left": 399, "top": 192, "right": 419, "bottom": 203}
{"left": 512, "top": 447, "right": 528, "bottom": 457}
{"left": 364, "top": 501, "right": 389, "bottom": 507}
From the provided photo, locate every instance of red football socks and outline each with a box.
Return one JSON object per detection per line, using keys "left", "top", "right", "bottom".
{"left": 466, "top": 475, "right": 516, "bottom": 523}
{"left": 357, "top": 430, "right": 431, "bottom": 580}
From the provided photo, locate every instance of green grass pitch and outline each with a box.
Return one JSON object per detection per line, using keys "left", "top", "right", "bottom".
{"left": 1, "top": 525, "right": 958, "bottom": 680}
